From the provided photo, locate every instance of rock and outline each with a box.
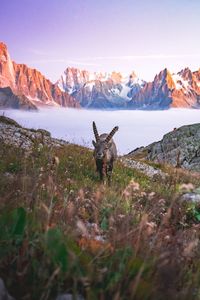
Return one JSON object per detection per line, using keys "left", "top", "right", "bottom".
{"left": 37, "top": 129, "right": 51, "bottom": 137}
{"left": 0, "top": 278, "right": 15, "bottom": 300}
{"left": 0, "top": 42, "right": 79, "bottom": 109}
{"left": 0, "top": 117, "right": 68, "bottom": 151}
{"left": 122, "top": 158, "right": 167, "bottom": 180}
{"left": 128, "top": 123, "right": 200, "bottom": 173}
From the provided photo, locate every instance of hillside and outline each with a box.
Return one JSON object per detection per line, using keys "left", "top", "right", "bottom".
{"left": 128, "top": 123, "right": 200, "bottom": 172}
{"left": 1, "top": 117, "right": 200, "bottom": 299}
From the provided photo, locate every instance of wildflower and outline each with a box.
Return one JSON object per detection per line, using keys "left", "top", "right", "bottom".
{"left": 41, "top": 183, "right": 46, "bottom": 190}
{"left": 77, "top": 220, "right": 88, "bottom": 237}
{"left": 179, "top": 183, "right": 194, "bottom": 193}
{"left": 118, "top": 214, "right": 125, "bottom": 219}
{"left": 146, "top": 221, "right": 157, "bottom": 235}
{"left": 183, "top": 239, "right": 199, "bottom": 257}
{"left": 53, "top": 156, "right": 60, "bottom": 166}
{"left": 129, "top": 179, "right": 140, "bottom": 191}
{"left": 158, "top": 198, "right": 166, "bottom": 205}
{"left": 148, "top": 192, "right": 155, "bottom": 199}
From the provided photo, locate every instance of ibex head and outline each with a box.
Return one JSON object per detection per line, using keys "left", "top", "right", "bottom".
{"left": 92, "top": 121, "right": 118, "bottom": 160}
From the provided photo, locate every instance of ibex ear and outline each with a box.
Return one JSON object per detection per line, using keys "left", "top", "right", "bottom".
{"left": 92, "top": 140, "right": 96, "bottom": 147}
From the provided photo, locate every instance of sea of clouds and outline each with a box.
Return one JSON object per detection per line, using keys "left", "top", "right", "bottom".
{"left": 1, "top": 108, "right": 200, "bottom": 155}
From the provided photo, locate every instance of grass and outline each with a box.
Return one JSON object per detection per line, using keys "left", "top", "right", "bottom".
{"left": 1, "top": 139, "right": 200, "bottom": 299}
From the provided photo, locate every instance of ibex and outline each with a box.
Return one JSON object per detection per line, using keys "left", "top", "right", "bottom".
{"left": 92, "top": 122, "right": 119, "bottom": 185}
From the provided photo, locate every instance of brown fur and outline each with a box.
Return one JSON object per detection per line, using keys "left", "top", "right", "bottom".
{"left": 92, "top": 122, "right": 118, "bottom": 185}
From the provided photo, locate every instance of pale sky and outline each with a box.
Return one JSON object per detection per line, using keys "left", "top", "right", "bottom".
{"left": 0, "top": 0, "right": 200, "bottom": 82}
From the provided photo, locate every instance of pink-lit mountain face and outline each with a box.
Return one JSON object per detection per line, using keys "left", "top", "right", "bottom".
{"left": 128, "top": 68, "right": 200, "bottom": 109}
{"left": 0, "top": 42, "right": 79, "bottom": 110}
{"left": 57, "top": 66, "right": 200, "bottom": 109}
{"left": 0, "top": 41, "right": 200, "bottom": 110}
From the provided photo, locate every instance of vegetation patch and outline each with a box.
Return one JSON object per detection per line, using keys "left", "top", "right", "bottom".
{"left": 1, "top": 135, "right": 200, "bottom": 299}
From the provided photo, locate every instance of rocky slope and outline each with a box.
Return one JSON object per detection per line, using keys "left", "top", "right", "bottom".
{"left": 128, "top": 68, "right": 200, "bottom": 109}
{"left": 0, "top": 115, "right": 67, "bottom": 151}
{"left": 128, "top": 123, "right": 200, "bottom": 172}
{"left": 57, "top": 68, "right": 145, "bottom": 108}
{"left": 0, "top": 42, "right": 79, "bottom": 109}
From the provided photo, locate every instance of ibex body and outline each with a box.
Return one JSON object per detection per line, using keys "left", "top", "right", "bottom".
{"left": 92, "top": 122, "right": 118, "bottom": 185}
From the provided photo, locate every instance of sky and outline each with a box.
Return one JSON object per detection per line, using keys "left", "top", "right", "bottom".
{"left": 0, "top": 0, "right": 200, "bottom": 82}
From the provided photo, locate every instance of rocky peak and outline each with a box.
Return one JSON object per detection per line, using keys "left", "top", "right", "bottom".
{"left": 194, "top": 68, "right": 200, "bottom": 77}
{"left": 58, "top": 67, "right": 91, "bottom": 93}
{"left": 154, "top": 68, "right": 175, "bottom": 90}
{"left": 192, "top": 69, "right": 200, "bottom": 87}
{"left": 0, "top": 42, "right": 15, "bottom": 87}
{"left": 57, "top": 66, "right": 145, "bottom": 108}
{"left": 0, "top": 42, "right": 8, "bottom": 58}
{"left": 0, "top": 41, "right": 79, "bottom": 109}
{"left": 178, "top": 67, "right": 193, "bottom": 82}
{"left": 110, "top": 71, "right": 123, "bottom": 84}
{"left": 129, "top": 71, "right": 137, "bottom": 81}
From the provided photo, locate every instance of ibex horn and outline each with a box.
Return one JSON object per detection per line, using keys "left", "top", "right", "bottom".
{"left": 93, "top": 121, "right": 100, "bottom": 142}
{"left": 105, "top": 126, "right": 119, "bottom": 143}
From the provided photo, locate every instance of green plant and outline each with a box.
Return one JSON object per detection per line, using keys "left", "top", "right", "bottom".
{"left": 186, "top": 203, "right": 200, "bottom": 222}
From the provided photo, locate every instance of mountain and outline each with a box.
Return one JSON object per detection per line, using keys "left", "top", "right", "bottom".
{"left": 171, "top": 68, "right": 200, "bottom": 107}
{"left": 0, "top": 42, "right": 79, "bottom": 109}
{"left": 57, "top": 67, "right": 145, "bottom": 108}
{"left": 128, "top": 68, "right": 200, "bottom": 109}
{"left": 0, "top": 87, "right": 37, "bottom": 110}
{"left": 1, "top": 41, "right": 200, "bottom": 110}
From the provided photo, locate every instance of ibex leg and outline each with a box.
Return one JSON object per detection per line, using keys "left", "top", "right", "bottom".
{"left": 107, "top": 161, "right": 113, "bottom": 186}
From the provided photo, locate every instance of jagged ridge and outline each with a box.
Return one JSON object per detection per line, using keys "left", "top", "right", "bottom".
{"left": 128, "top": 68, "right": 200, "bottom": 109}
{"left": 0, "top": 42, "right": 79, "bottom": 109}
{"left": 57, "top": 68, "right": 145, "bottom": 108}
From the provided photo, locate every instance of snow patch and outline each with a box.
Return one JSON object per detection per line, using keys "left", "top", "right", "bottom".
{"left": 119, "top": 84, "right": 132, "bottom": 99}
{"left": 172, "top": 74, "right": 190, "bottom": 90}
{"left": 85, "top": 82, "right": 95, "bottom": 91}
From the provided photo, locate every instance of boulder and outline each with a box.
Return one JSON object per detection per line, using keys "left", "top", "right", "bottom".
{"left": 128, "top": 123, "right": 200, "bottom": 172}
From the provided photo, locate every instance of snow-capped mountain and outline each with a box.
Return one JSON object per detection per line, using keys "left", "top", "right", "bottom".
{"left": 57, "top": 68, "right": 146, "bottom": 108}
{"left": 128, "top": 68, "right": 200, "bottom": 109}
{"left": 1, "top": 41, "right": 200, "bottom": 110}
{"left": 0, "top": 42, "right": 79, "bottom": 109}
